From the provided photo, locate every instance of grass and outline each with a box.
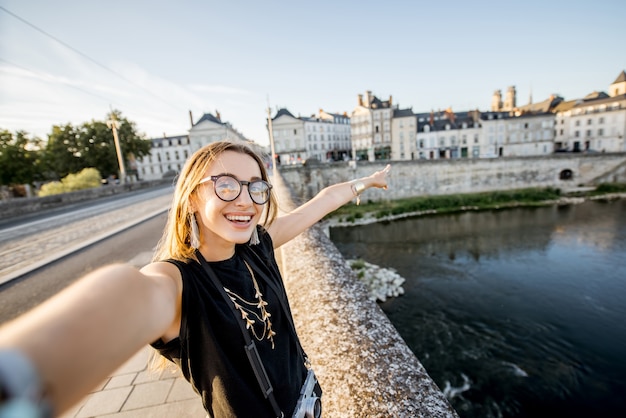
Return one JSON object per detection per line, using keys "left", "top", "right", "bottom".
{"left": 325, "top": 183, "right": 626, "bottom": 223}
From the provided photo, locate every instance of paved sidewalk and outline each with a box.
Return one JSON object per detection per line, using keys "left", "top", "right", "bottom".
{"left": 59, "top": 346, "right": 205, "bottom": 418}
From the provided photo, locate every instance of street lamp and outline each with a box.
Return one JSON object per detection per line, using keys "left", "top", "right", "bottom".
{"left": 266, "top": 103, "right": 277, "bottom": 178}
{"left": 106, "top": 115, "right": 127, "bottom": 184}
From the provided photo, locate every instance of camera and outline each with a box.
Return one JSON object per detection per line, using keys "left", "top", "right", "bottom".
{"left": 292, "top": 369, "right": 322, "bottom": 418}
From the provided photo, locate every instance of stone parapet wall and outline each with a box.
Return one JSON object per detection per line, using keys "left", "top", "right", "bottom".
{"left": 272, "top": 172, "right": 458, "bottom": 417}
{"left": 280, "top": 153, "right": 626, "bottom": 203}
{"left": 0, "top": 179, "right": 173, "bottom": 220}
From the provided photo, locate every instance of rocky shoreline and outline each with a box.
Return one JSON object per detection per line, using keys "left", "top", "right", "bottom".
{"left": 346, "top": 259, "right": 406, "bottom": 302}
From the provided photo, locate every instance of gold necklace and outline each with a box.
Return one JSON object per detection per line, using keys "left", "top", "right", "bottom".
{"left": 224, "top": 260, "right": 276, "bottom": 349}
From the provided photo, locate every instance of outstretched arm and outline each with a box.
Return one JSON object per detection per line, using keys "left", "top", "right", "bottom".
{"left": 267, "top": 164, "right": 391, "bottom": 248}
{"left": 0, "top": 262, "right": 180, "bottom": 415}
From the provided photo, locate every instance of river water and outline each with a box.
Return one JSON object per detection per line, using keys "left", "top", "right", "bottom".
{"left": 329, "top": 199, "right": 626, "bottom": 418}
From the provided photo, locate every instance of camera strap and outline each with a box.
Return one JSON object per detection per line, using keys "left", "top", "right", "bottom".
{"left": 197, "top": 251, "right": 284, "bottom": 418}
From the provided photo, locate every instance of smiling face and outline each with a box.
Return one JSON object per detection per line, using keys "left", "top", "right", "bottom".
{"left": 192, "top": 150, "right": 265, "bottom": 260}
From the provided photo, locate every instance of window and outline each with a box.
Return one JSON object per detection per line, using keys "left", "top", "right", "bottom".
{"left": 575, "top": 131, "right": 580, "bottom": 137}
{"left": 575, "top": 120, "right": 580, "bottom": 126}
{"left": 599, "top": 117, "right": 605, "bottom": 124}
{"left": 586, "top": 130, "right": 592, "bottom": 137}
{"left": 587, "top": 119, "right": 592, "bottom": 125}
{"left": 598, "top": 129, "right": 604, "bottom": 136}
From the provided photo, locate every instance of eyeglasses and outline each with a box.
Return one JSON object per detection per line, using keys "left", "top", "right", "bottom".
{"left": 198, "top": 174, "right": 272, "bottom": 205}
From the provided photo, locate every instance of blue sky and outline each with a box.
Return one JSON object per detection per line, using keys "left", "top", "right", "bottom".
{"left": 1, "top": 0, "right": 624, "bottom": 146}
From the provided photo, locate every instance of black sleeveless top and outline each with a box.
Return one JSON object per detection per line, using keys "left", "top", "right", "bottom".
{"left": 151, "top": 228, "right": 308, "bottom": 417}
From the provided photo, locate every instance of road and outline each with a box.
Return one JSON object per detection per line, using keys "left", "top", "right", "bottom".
{"left": 0, "top": 187, "right": 172, "bottom": 324}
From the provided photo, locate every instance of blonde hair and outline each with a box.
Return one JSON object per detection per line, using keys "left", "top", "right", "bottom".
{"left": 152, "top": 140, "right": 278, "bottom": 262}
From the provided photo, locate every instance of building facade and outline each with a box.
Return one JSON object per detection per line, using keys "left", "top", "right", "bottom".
{"left": 136, "top": 134, "right": 191, "bottom": 181}
{"left": 414, "top": 109, "right": 484, "bottom": 160}
{"left": 391, "top": 108, "right": 417, "bottom": 160}
{"left": 269, "top": 108, "right": 351, "bottom": 165}
{"left": 270, "top": 109, "right": 307, "bottom": 165}
{"left": 350, "top": 91, "right": 394, "bottom": 161}
{"left": 554, "top": 72, "right": 626, "bottom": 153}
{"left": 135, "top": 112, "right": 253, "bottom": 180}
{"left": 188, "top": 112, "right": 248, "bottom": 153}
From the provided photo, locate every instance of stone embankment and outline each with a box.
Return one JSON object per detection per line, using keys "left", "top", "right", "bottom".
{"left": 273, "top": 173, "right": 458, "bottom": 417}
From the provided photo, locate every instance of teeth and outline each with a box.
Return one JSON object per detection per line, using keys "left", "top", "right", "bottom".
{"left": 226, "top": 215, "right": 252, "bottom": 222}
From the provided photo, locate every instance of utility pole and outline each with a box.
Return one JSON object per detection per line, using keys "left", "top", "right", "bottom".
{"left": 107, "top": 113, "right": 127, "bottom": 184}
{"left": 266, "top": 97, "right": 277, "bottom": 178}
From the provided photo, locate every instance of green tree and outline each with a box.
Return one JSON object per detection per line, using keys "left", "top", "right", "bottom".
{"left": 41, "top": 110, "right": 151, "bottom": 180}
{"left": 0, "top": 129, "right": 44, "bottom": 186}
{"left": 40, "top": 124, "right": 84, "bottom": 179}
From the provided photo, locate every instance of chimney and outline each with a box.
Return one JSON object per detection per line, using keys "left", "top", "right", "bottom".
{"left": 358, "top": 94, "right": 363, "bottom": 106}
{"left": 216, "top": 110, "right": 221, "bottom": 121}
{"left": 389, "top": 95, "right": 393, "bottom": 105}
{"left": 189, "top": 110, "right": 194, "bottom": 127}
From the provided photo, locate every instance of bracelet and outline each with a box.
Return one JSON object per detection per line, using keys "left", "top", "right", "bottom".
{"left": 350, "top": 181, "right": 365, "bottom": 205}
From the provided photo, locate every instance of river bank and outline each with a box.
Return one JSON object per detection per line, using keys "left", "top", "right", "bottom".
{"left": 321, "top": 185, "right": 626, "bottom": 232}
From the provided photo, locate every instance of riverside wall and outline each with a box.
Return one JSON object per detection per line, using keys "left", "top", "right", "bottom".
{"left": 280, "top": 153, "right": 626, "bottom": 204}
{"left": 272, "top": 172, "right": 459, "bottom": 417}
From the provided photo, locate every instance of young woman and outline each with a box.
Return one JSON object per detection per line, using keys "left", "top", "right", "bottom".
{"left": 0, "top": 141, "right": 391, "bottom": 417}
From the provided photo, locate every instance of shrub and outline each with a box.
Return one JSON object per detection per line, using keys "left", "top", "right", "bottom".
{"left": 596, "top": 183, "right": 626, "bottom": 193}
{"left": 39, "top": 168, "right": 102, "bottom": 196}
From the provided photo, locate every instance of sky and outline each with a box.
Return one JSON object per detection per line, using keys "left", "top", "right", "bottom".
{"left": 1, "top": 0, "right": 624, "bottom": 147}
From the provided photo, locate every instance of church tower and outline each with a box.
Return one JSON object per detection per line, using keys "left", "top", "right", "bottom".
{"left": 610, "top": 70, "right": 626, "bottom": 96}
{"left": 503, "top": 86, "right": 516, "bottom": 111}
{"left": 491, "top": 90, "right": 503, "bottom": 111}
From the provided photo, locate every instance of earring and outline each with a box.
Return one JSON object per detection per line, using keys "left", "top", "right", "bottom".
{"left": 249, "top": 226, "right": 260, "bottom": 246}
{"left": 190, "top": 213, "right": 200, "bottom": 249}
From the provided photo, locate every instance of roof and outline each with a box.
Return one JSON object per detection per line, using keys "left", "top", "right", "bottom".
{"left": 583, "top": 91, "right": 609, "bottom": 101}
{"left": 612, "top": 70, "right": 626, "bottom": 84}
{"left": 572, "top": 93, "right": 626, "bottom": 108}
{"left": 415, "top": 109, "right": 485, "bottom": 132}
{"left": 515, "top": 95, "right": 563, "bottom": 114}
{"left": 393, "top": 108, "right": 414, "bottom": 118}
{"left": 273, "top": 108, "right": 296, "bottom": 120}
{"left": 193, "top": 113, "right": 223, "bottom": 126}
{"left": 553, "top": 99, "right": 577, "bottom": 113}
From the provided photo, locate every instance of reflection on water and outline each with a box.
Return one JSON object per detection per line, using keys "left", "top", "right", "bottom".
{"left": 330, "top": 200, "right": 626, "bottom": 418}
